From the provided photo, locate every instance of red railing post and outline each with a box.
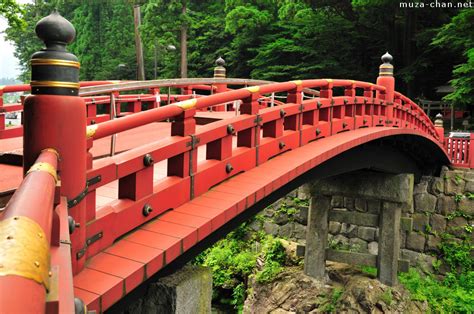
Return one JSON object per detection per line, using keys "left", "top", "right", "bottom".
{"left": 168, "top": 100, "right": 197, "bottom": 179}
{"left": 320, "top": 80, "right": 334, "bottom": 135}
{"left": 150, "top": 87, "right": 160, "bottom": 108}
{"left": 376, "top": 52, "right": 395, "bottom": 126}
{"left": 23, "top": 12, "right": 87, "bottom": 274}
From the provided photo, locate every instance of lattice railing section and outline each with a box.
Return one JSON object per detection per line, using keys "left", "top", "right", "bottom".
{"left": 445, "top": 134, "right": 474, "bottom": 168}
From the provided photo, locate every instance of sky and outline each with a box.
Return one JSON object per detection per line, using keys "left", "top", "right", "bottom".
{"left": 0, "top": 0, "right": 32, "bottom": 81}
{"left": 0, "top": 16, "right": 21, "bottom": 79}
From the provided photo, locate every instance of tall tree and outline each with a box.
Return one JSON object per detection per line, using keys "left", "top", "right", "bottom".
{"left": 133, "top": 4, "right": 145, "bottom": 80}
{"left": 4, "top": 1, "right": 57, "bottom": 82}
{"left": 142, "top": 0, "right": 190, "bottom": 78}
{"left": 0, "top": 0, "right": 25, "bottom": 29}
{"left": 180, "top": 0, "right": 187, "bottom": 78}
{"left": 433, "top": 9, "right": 474, "bottom": 108}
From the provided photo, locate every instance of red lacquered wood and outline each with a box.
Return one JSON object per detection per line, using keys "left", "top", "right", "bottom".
{"left": 141, "top": 220, "right": 198, "bottom": 252}
{"left": 105, "top": 240, "right": 164, "bottom": 278}
{"left": 0, "top": 150, "right": 58, "bottom": 314}
{"left": 23, "top": 95, "right": 87, "bottom": 274}
{"left": 124, "top": 229, "right": 181, "bottom": 264}
{"left": 86, "top": 252, "right": 144, "bottom": 293}
{"left": 73, "top": 268, "right": 123, "bottom": 311}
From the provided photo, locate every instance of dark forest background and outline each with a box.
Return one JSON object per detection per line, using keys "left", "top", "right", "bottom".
{"left": 2, "top": 0, "right": 474, "bottom": 107}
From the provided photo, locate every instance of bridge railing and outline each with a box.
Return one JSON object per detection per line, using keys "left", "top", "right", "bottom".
{"left": 0, "top": 79, "right": 272, "bottom": 139}
{"left": 0, "top": 148, "right": 76, "bottom": 313}
{"left": 445, "top": 133, "right": 474, "bottom": 168}
{"left": 0, "top": 81, "right": 122, "bottom": 139}
{"left": 79, "top": 77, "right": 442, "bottom": 263}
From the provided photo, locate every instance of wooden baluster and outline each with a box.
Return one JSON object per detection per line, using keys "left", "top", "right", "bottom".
{"left": 238, "top": 88, "right": 261, "bottom": 165}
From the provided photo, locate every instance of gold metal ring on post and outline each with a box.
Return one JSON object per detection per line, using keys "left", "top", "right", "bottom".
{"left": 0, "top": 216, "right": 50, "bottom": 291}
{"left": 26, "top": 162, "right": 58, "bottom": 183}
{"left": 31, "top": 58, "right": 80, "bottom": 68}
{"left": 30, "top": 81, "right": 80, "bottom": 89}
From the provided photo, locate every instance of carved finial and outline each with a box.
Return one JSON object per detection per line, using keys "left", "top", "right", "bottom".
{"left": 31, "top": 12, "right": 80, "bottom": 95}
{"left": 434, "top": 113, "right": 444, "bottom": 127}
{"left": 214, "top": 56, "right": 226, "bottom": 78}
{"left": 216, "top": 56, "right": 225, "bottom": 67}
{"left": 379, "top": 52, "right": 394, "bottom": 77}
{"left": 381, "top": 52, "right": 393, "bottom": 64}
{"left": 35, "top": 11, "right": 76, "bottom": 50}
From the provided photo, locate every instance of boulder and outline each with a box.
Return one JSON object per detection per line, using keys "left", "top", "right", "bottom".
{"left": 243, "top": 264, "right": 427, "bottom": 314}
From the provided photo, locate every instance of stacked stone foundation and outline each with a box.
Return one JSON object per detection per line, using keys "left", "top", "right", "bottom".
{"left": 256, "top": 167, "right": 473, "bottom": 276}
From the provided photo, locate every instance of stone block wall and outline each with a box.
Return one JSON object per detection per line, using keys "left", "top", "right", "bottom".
{"left": 256, "top": 167, "right": 473, "bottom": 274}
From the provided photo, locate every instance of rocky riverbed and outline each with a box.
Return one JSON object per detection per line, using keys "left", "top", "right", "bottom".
{"left": 243, "top": 262, "right": 428, "bottom": 314}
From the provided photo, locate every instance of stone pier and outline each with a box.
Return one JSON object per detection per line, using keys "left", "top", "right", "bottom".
{"left": 123, "top": 265, "right": 212, "bottom": 314}
{"left": 304, "top": 171, "right": 414, "bottom": 286}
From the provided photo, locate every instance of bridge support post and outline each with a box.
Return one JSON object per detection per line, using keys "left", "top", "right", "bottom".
{"left": 304, "top": 171, "right": 414, "bottom": 286}
{"left": 304, "top": 195, "right": 330, "bottom": 279}
{"left": 378, "top": 201, "right": 401, "bottom": 285}
{"left": 123, "top": 265, "right": 212, "bottom": 313}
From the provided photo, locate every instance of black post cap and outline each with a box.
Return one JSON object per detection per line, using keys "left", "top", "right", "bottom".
{"left": 30, "top": 11, "right": 80, "bottom": 96}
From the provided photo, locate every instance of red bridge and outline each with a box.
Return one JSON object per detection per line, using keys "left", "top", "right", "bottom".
{"left": 0, "top": 12, "right": 472, "bottom": 313}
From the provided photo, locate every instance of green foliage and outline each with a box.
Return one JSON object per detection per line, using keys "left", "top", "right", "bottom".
{"left": 399, "top": 268, "right": 474, "bottom": 313}
{"left": 439, "top": 234, "right": 473, "bottom": 273}
{"left": 0, "top": 0, "right": 26, "bottom": 29}
{"left": 5, "top": 1, "right": 56, "bottom": 81}
{"left": 320, "top": 287, "right": 344, "bottom": 313}
{"left": 401, "top": 232, "right": 474, "bottom": 312}
{"left": 380, "top": 288, "right": 393, "bottom": 306}
{"left": 255, "top": 238, "right": 286, "bottom": 283}
{"left": 6, "top": 0, "right": 466, "bottom": 105}
{"left": 432, "top": 9, "right": 474, "bottom": 108}
{"left": 69, "top": 1, "right": 137, "bottom": 80}
{"left": 272, "top": 200, "right": 300, "bottom": 223}
{"left": 255, "top": 260, "right": 282, "bottom": 284}
{"left": 454, "top": 193, "right": 463, "bottom": 203}
{"left": 446, "top": 210, "right": 472, "bottom": 221}
{"left": 194, "top": 222, "right": 289, "bottom": 310}
{"left": 360, "top": 265, "right": 378, "bottom": 276}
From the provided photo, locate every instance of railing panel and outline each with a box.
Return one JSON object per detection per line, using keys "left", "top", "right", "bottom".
{"left": 445, "top": 135, "right": 472, "bottom": 168}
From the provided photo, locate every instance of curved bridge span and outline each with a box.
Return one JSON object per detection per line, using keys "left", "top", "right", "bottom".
{"left": 0, "top": 12, "right": 466, "bottom": 314}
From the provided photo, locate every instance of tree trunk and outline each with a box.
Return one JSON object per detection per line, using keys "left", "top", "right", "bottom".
{"left": 133, "top": 5, "right": 145, "bottom": 81}
{"left": 180, "top": 0, "right": 188, "bottom": 78}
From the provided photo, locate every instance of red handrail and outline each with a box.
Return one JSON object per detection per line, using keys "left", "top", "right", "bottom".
{"left": 0, "top": 149, "right": 58, "bottom": 313}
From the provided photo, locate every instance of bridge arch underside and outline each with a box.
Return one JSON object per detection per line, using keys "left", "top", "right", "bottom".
{"left": 107, "top": 129, "right": 448, "bottom": 312}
